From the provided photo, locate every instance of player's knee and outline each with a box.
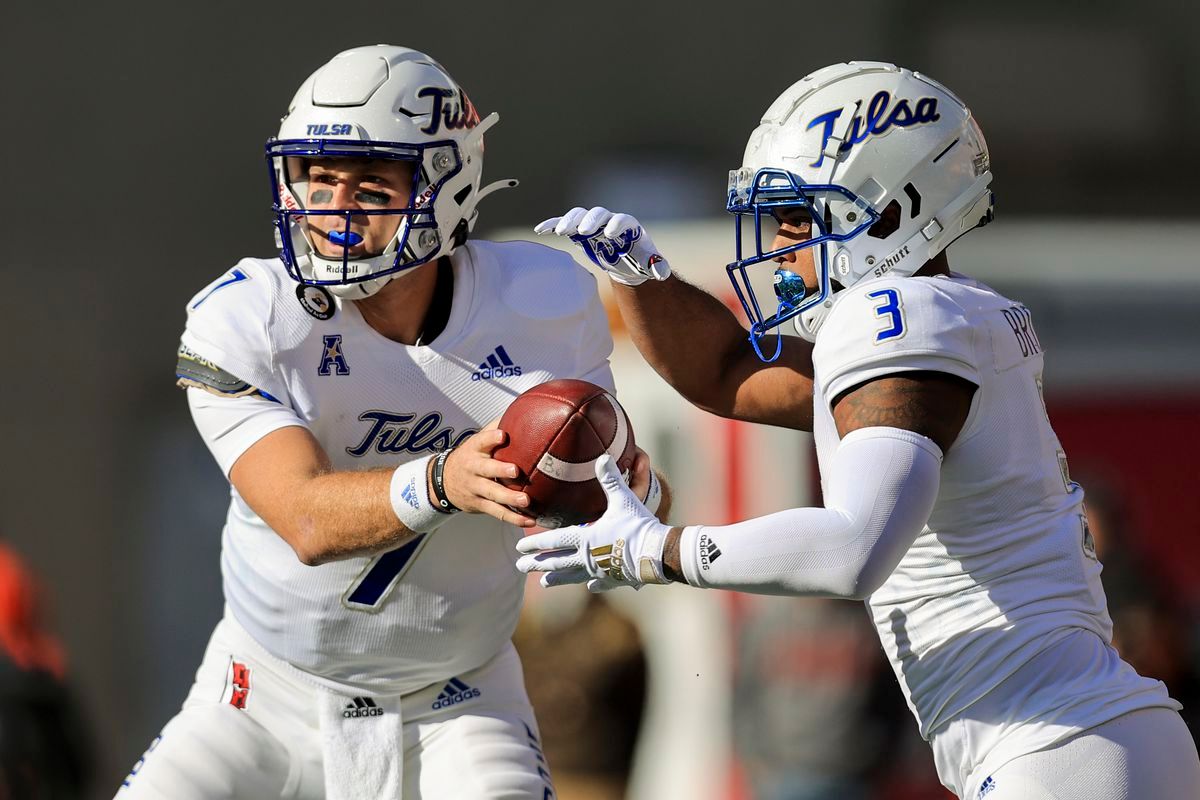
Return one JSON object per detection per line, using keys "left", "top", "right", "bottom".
{"left": 116, "top": 704, "right": 290, "bottom": 799}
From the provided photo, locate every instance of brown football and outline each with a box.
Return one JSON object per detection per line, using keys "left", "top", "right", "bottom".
{"left": 494, "top": 379, "right": 636, "bottom": 528}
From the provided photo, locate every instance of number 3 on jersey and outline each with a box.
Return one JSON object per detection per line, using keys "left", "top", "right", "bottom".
{"left": 867, "top": 288, "right": 906, "bottom": 343}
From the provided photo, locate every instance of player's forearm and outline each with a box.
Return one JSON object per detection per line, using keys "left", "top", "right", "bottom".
{"left": 280, "top": 468, "right": 419, "bottom": 566}
{"left": 228, "top": 426, "right": 421, "bottom": 566}
{"left": 613, "top": 276, "right": 747, "bottom": 411}
{"left": 613, "top": 278, "right": 815, "bottom": 430}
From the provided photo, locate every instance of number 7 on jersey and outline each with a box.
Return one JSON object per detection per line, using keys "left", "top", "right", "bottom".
{"left": 342, "top": 534, "right": 431, "bottom": 612}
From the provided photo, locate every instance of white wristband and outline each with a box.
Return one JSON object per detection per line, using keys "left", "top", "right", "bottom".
{"left": 389, "top": 456, "right": 454, "bottom": 534}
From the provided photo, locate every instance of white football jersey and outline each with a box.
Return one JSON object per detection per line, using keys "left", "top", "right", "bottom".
{"left": 811, "top": 273, "right": 1175, "bottom": 741}
{"left": 179, "top": 240, "right": 614, "bottom": 694}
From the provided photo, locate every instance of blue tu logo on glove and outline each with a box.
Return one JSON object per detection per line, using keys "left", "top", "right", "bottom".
{"left": 571, "top": 226, "right": 642, "bottom": 268}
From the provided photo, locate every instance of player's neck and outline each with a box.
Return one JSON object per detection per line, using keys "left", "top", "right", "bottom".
{"left": 352, "top": 259, "right": 445, "bottom": 345}
{"left": 914, "top": 251, "right": 951, "bottom": 278}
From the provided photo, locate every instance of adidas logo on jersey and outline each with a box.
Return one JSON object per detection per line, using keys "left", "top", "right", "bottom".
{"left": 472, "top": 345, "right": 523, "bottom": 381}
{"left": 699, "top": 534, "right": 722, "bottom": 570}
{"left": 432, "top": 677, "right": 481, "bottom": 710}
{"left": 343, "top": 697, "right": 384, "bottom": 719}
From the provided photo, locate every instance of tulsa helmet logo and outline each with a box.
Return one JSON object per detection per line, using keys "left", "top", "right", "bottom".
{"left": 571, "top": 226, "right": 642, "bottom": 268}
{"left": 807, "top": 90, "right": 941, "bottom": 168}
{"left": 416, "top": 86, "right": 481, "bottom": 135}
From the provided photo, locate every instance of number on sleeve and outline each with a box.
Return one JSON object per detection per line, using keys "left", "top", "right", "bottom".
{"left": 342, "top": 534, "right": 431, "bottom": 612}
{"left": 866, "top": 288, "right": 905, "bottom": 343}
{"left": 191, "top": 268, "right": 250, "bottom": 310}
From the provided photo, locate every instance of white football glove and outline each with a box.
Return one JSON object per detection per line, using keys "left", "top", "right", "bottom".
{"left": 515, "top": 455, "right": 671, "bottom": 592}
{"left": 534, "top": 206, "right": 671, "bottom": 286}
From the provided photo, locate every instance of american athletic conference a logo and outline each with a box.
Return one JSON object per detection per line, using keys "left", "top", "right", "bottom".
{"left": 318, "top": 334, "right": 350, "bottom": 376}
{"left": 346, "top": 410, "right": 476, "bottom": 457}
{"left": 807, "top": 90, "right": 941, "bottom": 168}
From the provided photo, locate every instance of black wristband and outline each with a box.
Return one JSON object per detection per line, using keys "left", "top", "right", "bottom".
{"left": 430, "top": 448, "right": 460, "bottom": 514}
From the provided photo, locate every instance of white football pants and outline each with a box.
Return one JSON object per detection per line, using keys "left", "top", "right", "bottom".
{"left": 966, "top": 707, "right": 1200, "bottom": 800}
{"left": 116, "top": 614, "right": 555, "bottom": 799}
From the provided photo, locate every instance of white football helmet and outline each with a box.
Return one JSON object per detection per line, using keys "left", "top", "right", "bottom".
{"left": 267, "top": 45, "right": 516, "bottom": 298}
{"left": 726, "top": 61, "right": 993, "bottom": 354}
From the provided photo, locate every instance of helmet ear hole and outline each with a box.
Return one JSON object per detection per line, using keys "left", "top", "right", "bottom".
{"left": 867, "top": 200, "right": 902, "bottom": 240}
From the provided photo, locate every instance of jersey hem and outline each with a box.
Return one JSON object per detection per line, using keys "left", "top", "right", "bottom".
{"left": 823, "top": 351, "right": 981, "bottom": 406}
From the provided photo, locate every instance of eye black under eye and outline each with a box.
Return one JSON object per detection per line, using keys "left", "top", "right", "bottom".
{"left": 354, "top": 190, "right": 389, "bottom": 206}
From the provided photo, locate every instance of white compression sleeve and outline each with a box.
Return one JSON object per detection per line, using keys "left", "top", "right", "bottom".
{"left": 681, "top": 426, "right": 943, "bottom": 600}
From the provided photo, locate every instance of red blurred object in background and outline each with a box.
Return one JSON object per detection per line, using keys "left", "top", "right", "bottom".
{"left": 0, "top": 544, "right": 64, "bottom": 680}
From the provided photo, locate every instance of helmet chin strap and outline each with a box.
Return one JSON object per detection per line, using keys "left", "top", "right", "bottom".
{"left": 792, "top": 242, "right": 839, "bottom": 342}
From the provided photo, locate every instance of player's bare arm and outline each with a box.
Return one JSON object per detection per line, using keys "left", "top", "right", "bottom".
{"left": 537, "top": 207, "right": 816, "bottom": 431}
{"left": 612, "top": 278, "right": 815, "bottom": 430}
{"left": 231, "top": 424, "right": 534, "bottom": 567}
{"left": 831, "top": 371, "right": 976, "bottom": 452}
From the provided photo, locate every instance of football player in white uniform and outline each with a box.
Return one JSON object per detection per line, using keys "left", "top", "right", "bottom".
{"left": 522, "top": 62, "right": 1200, "bottom": 799}
{"left": 116, "top": 45, "right": 665, "bottom": 800}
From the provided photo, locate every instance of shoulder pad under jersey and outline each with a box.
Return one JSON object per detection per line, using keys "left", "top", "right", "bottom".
{"left": 814, "top": 276, "right": 982, "bottom": 404}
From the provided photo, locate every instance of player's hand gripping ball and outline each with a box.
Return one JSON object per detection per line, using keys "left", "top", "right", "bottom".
{"left": 493, "top": 379, "right": 636, "bottom": 528}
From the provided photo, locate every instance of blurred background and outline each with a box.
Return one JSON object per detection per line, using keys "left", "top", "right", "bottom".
{"left": 2, "top": 1, "right": 1199, "bottom": 797}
